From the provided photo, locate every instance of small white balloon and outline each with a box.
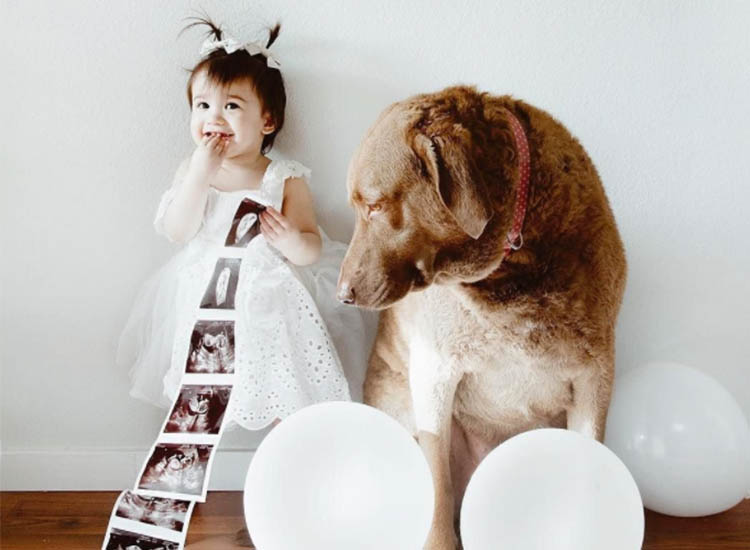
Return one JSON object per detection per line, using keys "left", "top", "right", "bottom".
{"left": 244, "top": 402, "right": 434, "bottom": 550}
{"left": 461, "top": 428, "right": 644, "bottom": 550}
{"left": 605, "top": 361, "right": 750, "bottom": 517}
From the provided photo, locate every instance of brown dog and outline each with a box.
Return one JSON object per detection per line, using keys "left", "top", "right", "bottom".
{"left": 337, "top": 86, "right": 626, "bottom": 550}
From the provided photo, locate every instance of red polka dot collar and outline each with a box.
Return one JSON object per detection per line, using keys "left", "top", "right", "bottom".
{"left": 500, "top": 108, "right": 530, "bottom": 260}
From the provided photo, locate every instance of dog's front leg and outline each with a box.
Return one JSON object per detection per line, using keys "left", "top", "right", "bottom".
{"left": 567, "top": 359, "right": 614, "bottom": 442}
{"left": 410, "top": 346, "right": 461, "bottom": 550}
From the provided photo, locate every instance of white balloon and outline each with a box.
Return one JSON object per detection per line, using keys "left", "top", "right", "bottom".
{"left": 605, "top": 361, "right": 750, "bottom": 517}
{"left": 461, "top": 428, "right": 643, "bottom": 550}
{"left": 244, "top": 402, "right": 434, "bottom": 550}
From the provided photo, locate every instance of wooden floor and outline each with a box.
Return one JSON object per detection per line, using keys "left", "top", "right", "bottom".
{"left": 1, "top": 491, "right": 749, "bottom": 549}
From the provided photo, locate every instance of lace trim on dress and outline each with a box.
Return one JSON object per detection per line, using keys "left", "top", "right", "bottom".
{"left": 264, "top": 160, "right": 311, "bottom": 203}
{"left": 268, "top": 159, "right": 312, "bottom": 183}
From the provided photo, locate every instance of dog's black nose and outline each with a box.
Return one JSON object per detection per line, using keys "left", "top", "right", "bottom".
{"left": 337, "top": 283, "right": 355, "bottom": 304}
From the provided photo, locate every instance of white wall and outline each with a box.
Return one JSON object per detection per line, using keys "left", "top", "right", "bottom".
{"left": 2, "top": 0, "right": 748, "bottom": 489}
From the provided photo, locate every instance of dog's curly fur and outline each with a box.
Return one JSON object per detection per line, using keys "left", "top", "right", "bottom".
{"left": 339, "top": 86, "right": 626, "bottom": 550}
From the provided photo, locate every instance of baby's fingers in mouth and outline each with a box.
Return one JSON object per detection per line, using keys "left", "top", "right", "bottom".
{"left": 204, "top": 132, "right": 233, "bottom": 139}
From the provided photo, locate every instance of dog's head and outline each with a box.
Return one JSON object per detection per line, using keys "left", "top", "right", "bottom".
{"left": 338, "top": 88, "right": 511, "bottom": 309}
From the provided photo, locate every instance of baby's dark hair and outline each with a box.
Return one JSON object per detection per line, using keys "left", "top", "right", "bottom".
{"left": 182, "top": 16, "right": 285, "bottom": 153}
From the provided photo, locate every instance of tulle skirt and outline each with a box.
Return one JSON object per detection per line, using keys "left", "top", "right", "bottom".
{"left": 117, "top": 233, "right": 376, "bottom": 421}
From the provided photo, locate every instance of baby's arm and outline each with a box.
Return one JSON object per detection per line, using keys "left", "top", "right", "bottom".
{"left": 259, "top": 177, "right": 322, "bottom": 266}
{"left": 162, "top": 135, "right": 228, "bottom": 243}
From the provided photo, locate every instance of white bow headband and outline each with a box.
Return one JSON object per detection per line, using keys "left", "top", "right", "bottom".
{"left": 199, "top": 34, "right": 281, "bottom": 69}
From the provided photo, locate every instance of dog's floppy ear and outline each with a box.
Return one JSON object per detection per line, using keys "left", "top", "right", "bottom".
{"left": 413, "top": 131, "right": 491, "bottom": 239}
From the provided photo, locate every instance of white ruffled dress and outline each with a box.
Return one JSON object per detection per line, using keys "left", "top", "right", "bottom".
{"left": 117, "top": 159, "right": 371, "bottom": 430}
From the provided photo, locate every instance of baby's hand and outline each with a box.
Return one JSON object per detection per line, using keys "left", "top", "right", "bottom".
{"left": 190, "top": 133, "right": 230, "bottom": 176}
{"left": 260, "top": 207, "right": 302, "bottom": 254}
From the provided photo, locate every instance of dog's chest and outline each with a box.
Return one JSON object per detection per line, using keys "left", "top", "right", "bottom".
{"left": 396, "top": 286, "right": 573, "bottom": 423}
{"left": 398, "top": 285, "right": 549, "bottom": 369}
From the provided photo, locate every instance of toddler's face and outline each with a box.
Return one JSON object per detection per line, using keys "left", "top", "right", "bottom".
{"left": 189, "top": 71, "right": 273, "bottom": 157}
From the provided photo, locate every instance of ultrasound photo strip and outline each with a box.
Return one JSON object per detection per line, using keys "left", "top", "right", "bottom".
{"left": 225, "top": 198, "right": 265, "bottom": 247}
{"left": 135, "top": 442, "right": 217, "bottom": 501}
{"left": 103, "top": 195, "right": 267, "bottom": 548}
{"left": 131, "top": 384, "right": 233, "bottom": 501}
{"left": 165, "top": 385, "right": 232, "bottom": 434}
{"left": 131, "top": 292, "right": 240, "bottom": 502}
{"left": 131, "top": 381, "right": 230, "bottom": 503}
{"left": 185, "top": 320, "right": 236, "bottom": 374}
{"left": 104, "top": 527, "right": 180, "bottom": 550}
{"left": 201, "top": 258, "right": 241, "bottom": 310}
{"left": 102, "top": 490, "right": 195, "bottom": 549}
{"left": 135, "top": 325, "right": 238, "bottom": 502}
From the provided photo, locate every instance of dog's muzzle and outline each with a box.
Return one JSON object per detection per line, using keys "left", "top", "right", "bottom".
{"left": 336, "top": 282, "right": 356, "bottom": 305}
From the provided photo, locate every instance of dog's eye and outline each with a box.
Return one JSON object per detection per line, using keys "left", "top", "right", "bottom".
{"left": 367, "top": 203, "right": 382, "bottom": 218}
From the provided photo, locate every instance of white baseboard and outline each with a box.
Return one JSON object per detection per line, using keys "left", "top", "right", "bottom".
{"left": 0, "top": 448, "right": 255, "bottom": 491}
